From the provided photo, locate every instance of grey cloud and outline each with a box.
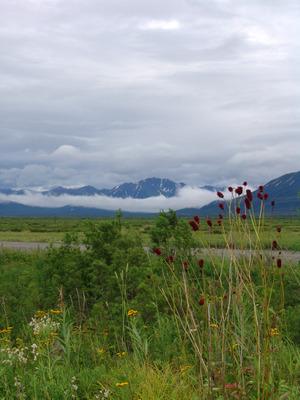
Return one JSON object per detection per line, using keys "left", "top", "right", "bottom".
{"left": 0, "top": 0, "right": 299, "bottom": 193}
{"left": 0, "top": 186, "right": 218, "bottom": 213}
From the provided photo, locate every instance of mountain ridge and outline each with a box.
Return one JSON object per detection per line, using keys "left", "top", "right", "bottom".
{"left": 0, "top": 177, "right": 222, "bottom": 199}
{"left": 177, "top": 171, "right": 300, "bottom": 217}
{"left": 0, "top": 172, "right": 299, "bottom": 217}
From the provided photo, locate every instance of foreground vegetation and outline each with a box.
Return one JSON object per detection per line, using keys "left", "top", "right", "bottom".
{"left": 0, "top": 187, "right": 300, "bottom": 399}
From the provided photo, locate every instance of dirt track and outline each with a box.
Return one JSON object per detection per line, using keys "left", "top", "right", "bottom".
{"left": 0, "top": 241, "right": 299, "bottom": 263}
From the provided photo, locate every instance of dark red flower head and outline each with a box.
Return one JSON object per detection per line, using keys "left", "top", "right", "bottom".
{"left": 243, "top": 181, "right": 247, "bottom": 186}
{"left": 263, "top": 193, "right": 268, "bottom": 200}
{"left": 244, "top": 198, "right": 251, "bottom": 210}
{"left": 236, "top": 207, "right": 241, "bottom": 214}
{"left": 147, "top": 275, "right": 151, "bottom": 279}
{"left": 272, "top": 240, "right": 278, "bottom": 249}
{"left": 154, "top": 248, "right": 162, "bottom": 256}
{"left": 218, "top": 213, "right": 223, "bottom": 219}
{"left": 194, "top": 215, "right": 200, "bottom": 223}
{"left": 199, "top": 298, "right": 205, "bottom": 306}
{"left": 235, "top": 186, "right": 243, "bottom": 196}
{"left": 271, "top": 200, "right": 275, "bottom": 206}
{"left": 224, "top": 295, "right": 228, "bottom": 299}
{"left": 217, "top": 191, "right": 224, "bottom": 198}
{"left": 198, "top": 259, "right": 204, "bottom": 268}
{"left": 169, "top": 255, "right": 174, "bottom": 262}
{"left": 207, "top": 219, "right": 213, "bottom": 227}
{"left": 189, "top": 221, "right": 199, "bottom": 231}
{"left": 246, "top": 189, "right": 253, "bottom": 201}
{"left": 228, "top": 186, "right": 233, "bottom": 192}
{"left": 219, "top": 203, "right": 225, "bottom": 210}
{"left": 217, "top": 220, "right": 222, "bottom": 226}
{"left": 277, "top": 259, "right": 282, "bottom": 268}
{"left": 241, "top": 214, "right": 247, "bottom": 220}
{"left": 276, "top": 226, "right": 281, "bottom": 233}
{"left": 257, "top": 192, "right": 263, "bottom": 200}
{"left": 183, "top": 261, "right": 188, "bottom": 268}
{"left": 259, "top": 185, "right": 264, "bottom": 192}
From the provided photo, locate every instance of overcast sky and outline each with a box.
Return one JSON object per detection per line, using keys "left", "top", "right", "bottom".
{"left": 1, "top": 0, "right": 299, "bottom": 198}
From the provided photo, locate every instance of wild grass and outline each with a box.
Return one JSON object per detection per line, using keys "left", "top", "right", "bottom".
{"left": 0, "top": 186, "right": 299, "bottom": 399}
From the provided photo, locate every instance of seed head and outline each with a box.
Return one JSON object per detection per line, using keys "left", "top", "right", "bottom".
{"left": 193, "top": 215, "right": 200, "bottom": 223}
{"left": 207, "top": 219, "right": 212, "bottom": 227}
{"left": 217, "top": 191, "right": 224, "bottom": 198}
{"left": 263, "top": 193, "right": 269, "bottom": 200}
{"left": 228, "top": 186, "right": 233, "bottom": 192}
{"left": 277, "top": 259, "right": 282, "bottom": 268}
{"left": 217, "top": 220, "right": 222, "bottom": 226}
{"left": 257, "top": 192, "right": 263, "bottom": 200}
{"left": 276, "top": 226, "right": 281, "bottom": 232}
{"left": 198, "top": 259, "right": 204, "bottom": 268}
{"left": 259, "top": 185, "right": 264, "bottom": 192}
{"left": 246, "top": 189, "right": 253, "bottom": 201}
{"left": 236, "top": 207, "right": 241, "bottom": 214}
{"left": 189, "top": 220, "right": 199, "bottom": 231}
{"left": 244, "top": 198, "right": 251, "bottom": 210}
{"left": 272, "top": 240, "right": 278, "bottom": 249}
{"left": 235, "top": 186, "right": 243, "bottom": 196}
{"left": 199, "top": 298, "right": 205, "bottom": 306}
{"left": 218, "top": 203, "right": 225, "bottom": 210}
{"left": 241, "top": 214, "right": 247, "bottom": 220}
{"left": 218, "top": 213, "right": 223, "bottom": 219}
{"left": 154, "top": 248, "right": 162, "bottom": 256}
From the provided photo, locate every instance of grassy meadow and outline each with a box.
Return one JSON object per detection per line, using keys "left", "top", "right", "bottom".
{"left": 0, "top": 215, "right": 299, "bottom": 250}
{"left": 0, "top": 194, "right": 300, "bottom": 399}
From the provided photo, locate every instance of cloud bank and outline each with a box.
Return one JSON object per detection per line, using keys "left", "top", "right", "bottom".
{"left": 0, "top": 186, "right": 218, "bottom": 213}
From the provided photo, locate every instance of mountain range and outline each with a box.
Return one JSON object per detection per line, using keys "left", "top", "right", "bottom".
{"left": 0, "top": 172, "right": 299, "bottom": 217}
{"left": 0, "top": 177, "right": 219, "bottom": 199}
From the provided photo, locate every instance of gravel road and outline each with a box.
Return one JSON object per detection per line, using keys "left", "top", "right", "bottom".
{"left": 1, "top": 241, "right": 299, "bottom": 263}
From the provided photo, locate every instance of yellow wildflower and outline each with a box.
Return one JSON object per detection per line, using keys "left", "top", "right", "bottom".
{"left": 270, "top": 328, "right": 280, "bottom": 336}
{"left": 127, "top": 310, "right": 138, "bottom": 317}
{"left": 116, "top": 382, "right": 129, "bottom": 387}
